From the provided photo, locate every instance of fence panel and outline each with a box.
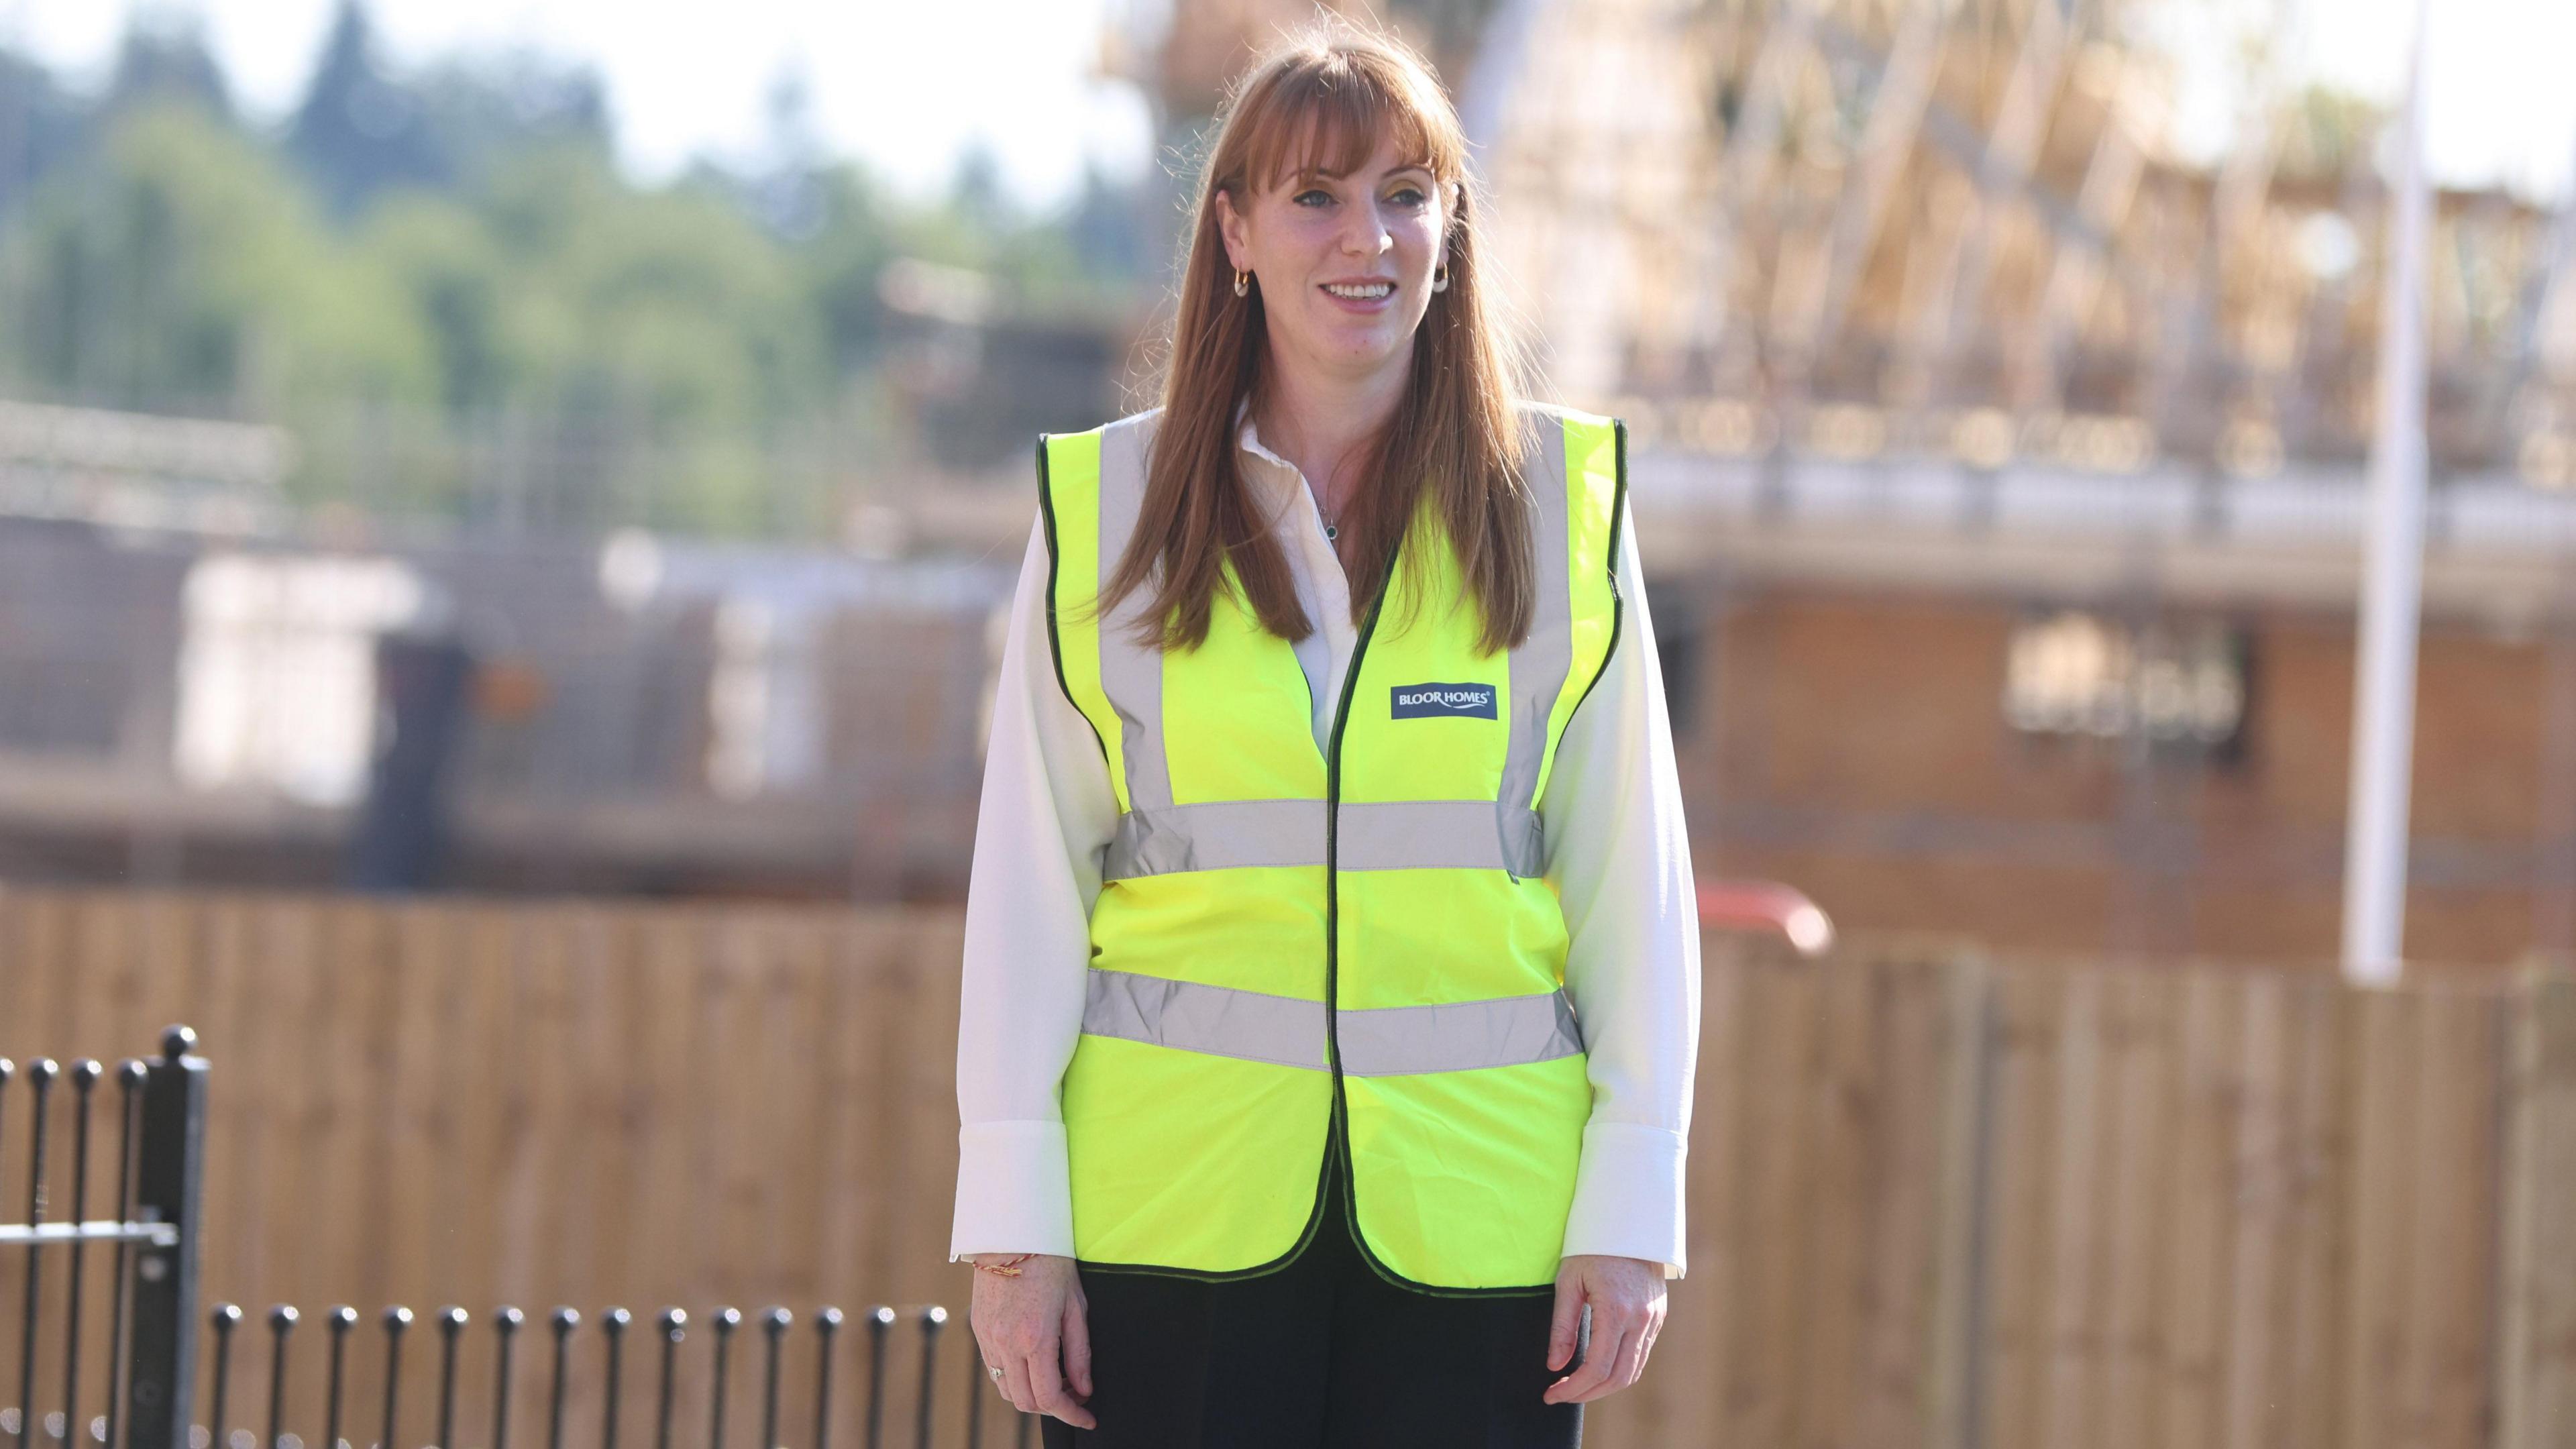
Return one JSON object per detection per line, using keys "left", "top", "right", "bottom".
{"left": 2501, "top": 969, "right": 2576, "bottom": 1449}
{"left": 4, "top": 884, "right": 2575, "bottom": 1449}
{"left": 0, "top": 889, "right": 994, "bottom": 1448}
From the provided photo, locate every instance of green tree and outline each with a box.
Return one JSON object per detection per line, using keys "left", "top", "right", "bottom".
{"left": 0, "top": 21, "right": 1162, "bottom": 540}
{"left": 2, "top": 100, "right": 435, "bottom": 415}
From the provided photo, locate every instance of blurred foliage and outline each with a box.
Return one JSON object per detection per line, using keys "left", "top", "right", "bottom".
{"left": 0, "top": 0, "right": 1148, "bottom": 539}
{"left": 2275, "top": 83, "right": 2384, "bottom": 183}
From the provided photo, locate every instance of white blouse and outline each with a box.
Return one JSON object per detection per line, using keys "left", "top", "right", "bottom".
{"left": 949, "top": 407, "right": 1703, "bottom": 1278}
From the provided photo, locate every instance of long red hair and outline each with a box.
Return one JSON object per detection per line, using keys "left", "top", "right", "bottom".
{"left": 1100, "top": 17, "right": 1538, "bottom": 655}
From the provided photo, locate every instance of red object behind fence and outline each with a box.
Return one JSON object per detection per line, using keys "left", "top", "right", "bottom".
{"left": 1695, "top": 879, "right": 1834, "bottom": 957}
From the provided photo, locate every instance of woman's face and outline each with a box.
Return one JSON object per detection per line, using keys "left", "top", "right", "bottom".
{"left": 1215, "top": 129, "right": 1449, "bottom": 384}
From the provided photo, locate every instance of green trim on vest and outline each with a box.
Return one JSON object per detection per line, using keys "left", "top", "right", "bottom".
{"left": 1034, "top": 402, "right": 1627, "bottom": 1292}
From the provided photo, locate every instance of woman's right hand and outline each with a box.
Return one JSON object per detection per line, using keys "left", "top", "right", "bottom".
{"left": 969, "top": 1254, "right": 1096, "bottom": 1429}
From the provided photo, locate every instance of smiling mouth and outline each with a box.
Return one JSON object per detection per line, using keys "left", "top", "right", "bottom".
{"left": 1322, "top": 282, "right": 1394, "bottom": 300}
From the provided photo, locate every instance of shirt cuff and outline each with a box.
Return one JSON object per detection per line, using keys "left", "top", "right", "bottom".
{"left": 1560, "top": 1120, "right": 1688, "bottom": 1279}
{"left": 949, "top": 1119, "right": 1075, "bottom": 1260}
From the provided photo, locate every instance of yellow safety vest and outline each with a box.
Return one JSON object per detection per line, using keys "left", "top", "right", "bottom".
{"left": 1036, "top": 400, "right": 1625, "bottom": 1291}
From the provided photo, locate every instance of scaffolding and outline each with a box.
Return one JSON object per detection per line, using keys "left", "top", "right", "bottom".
{"left": 1468, "top": 0, "right": 2575, "bottom": 485}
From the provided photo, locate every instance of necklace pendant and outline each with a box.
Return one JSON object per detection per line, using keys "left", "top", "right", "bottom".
{"left": 1324, "top": 523, "right": 1338, "bottom": 541}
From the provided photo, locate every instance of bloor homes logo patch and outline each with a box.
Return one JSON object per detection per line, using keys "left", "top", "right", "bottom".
{"left": 1389, "top": 682, "right": 1498, "bottom": 720}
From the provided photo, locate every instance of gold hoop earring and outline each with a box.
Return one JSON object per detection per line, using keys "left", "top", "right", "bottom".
{"left": 1233, "top": 268, "right": 1250, "bottom": 298}
{"left": 1431, "top": 264, "right": 1449, "bottom": 293}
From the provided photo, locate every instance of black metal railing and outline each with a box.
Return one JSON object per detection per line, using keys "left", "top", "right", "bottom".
{"left": 191, "top": 1297, "right": 1026, "bottom": 1449}
{"left": 0, "top": 1028, "right": 1028, "bottom": 1449}
{"left": 1, "top": 1028, "right": 206, "bottom": 1449}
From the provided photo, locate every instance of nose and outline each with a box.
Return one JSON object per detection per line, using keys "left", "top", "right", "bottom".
{"left": 1339, "top": 201, "right": 1391, "bottom": 259}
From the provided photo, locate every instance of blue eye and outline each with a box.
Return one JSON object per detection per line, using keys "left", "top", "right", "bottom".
{"left": 1390, "top": 186, "right": 1428, "bottom": 207}
{"left": 1293, "top": 189, "right": 1332, "bottom": 207}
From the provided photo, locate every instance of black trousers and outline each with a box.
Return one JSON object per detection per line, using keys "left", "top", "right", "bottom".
{"left": 1038, "top": 1158, "right": 1584, "bottom": 1448}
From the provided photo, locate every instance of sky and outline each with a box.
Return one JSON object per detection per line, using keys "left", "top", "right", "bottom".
{"left": 1, "top": 0, "right": 1163, "bottom": 209}
{"left": 2153, "top": 0, "right": 2576, "bottom": 200}
{"left": 6, "top": 0, "right": 2576, "bottom": 210}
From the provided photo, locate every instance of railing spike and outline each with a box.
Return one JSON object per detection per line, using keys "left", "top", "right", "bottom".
{"left": 18, "top": 1060, "right": 59, "bottom": 1449}
{"left": 101, "top": 1063, "right": 148, "bottom": 1449}
{"left": 323, "top": 1309, "right": 354, "bottom": 1449}
{"left": 544, "top": 1311, "right": 578, "bottom": 1449}
{"left": 810, "top": 1311, "right": 841, "bottom": 1449}
{"left": 264, "top": 1307, "right": 297, "bottom": 1449}
{"left": 650, "top": 1313, "right": 683, "bottom": 1449}
{"left": 207, "top": 1305, "right": 242, "bottom": 1449}
{"left": 433, "top": 1310, "right": 466, "bottom": 1449}
{"left": 598, "top": 1309, "right": 630, "bottom": 1449}
{"left": 707, "top": 1311, "right": 738, "bottom": 1449}
{"left": 59, "top": 1063, "right": 100, "bottom": 1449}
{"left": 380, "top": 1307, "right": 412, "bottom": 1449}
{"left": 756, "top": 1312, "right": 788, "bottom": 1449}
{"left": 911, "top": 1309, "right": 944, "bottom": 1449}
{"left": 492, "top": 1307, "right": 524, "bottom": 1449}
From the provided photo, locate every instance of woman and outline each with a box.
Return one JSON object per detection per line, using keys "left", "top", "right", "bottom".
{"left": 951, "top": 19, "right": 1699, "bottom": 1447}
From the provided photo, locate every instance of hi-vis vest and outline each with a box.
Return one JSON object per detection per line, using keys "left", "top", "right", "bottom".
{"left": 1035, "top": 400, "right": 1626, "bottom": 1291}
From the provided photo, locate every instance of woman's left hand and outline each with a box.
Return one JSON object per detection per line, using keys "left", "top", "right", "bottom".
{"left": 1542, "top": 1254, "right": 1666, "bottom": 1404}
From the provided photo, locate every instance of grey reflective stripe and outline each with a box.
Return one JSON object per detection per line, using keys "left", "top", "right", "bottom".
{"left": 1499, "top": 412, "right": 1574, "bottom": 820}
{"left": 1335, "top": 987, "right": 1583, "bottom": 1077}
{"left": 1082, "top": 969, "right": 1583, "bottom": 1077}
{"left": 1095, "top": 415, "right": 1171, "bottom": 810}
{"left": 1100, "top": 800, "right": 1542, "bottom": 881}
{"left": 1336, "top": 802, "right": 1544, "bottom": 877}
{"left": 1083, "top": 968, "right": 1326, "bottom": 1071}
{"left": 1105, "top": 799, "right": 1325, "bottom": 879}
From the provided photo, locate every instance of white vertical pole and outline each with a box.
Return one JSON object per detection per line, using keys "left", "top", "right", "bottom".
{"left": 2340, "top": 0, "right": 2434, "bottom": 986}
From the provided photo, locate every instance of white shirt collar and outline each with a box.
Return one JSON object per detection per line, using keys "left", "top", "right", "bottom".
{"left": 1231, "top": 395, "right": 1301, "bottom": 482}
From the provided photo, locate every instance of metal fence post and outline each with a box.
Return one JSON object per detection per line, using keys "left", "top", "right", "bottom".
{"left": 122, "top": 1027, "right": 207, "bottom": 1449}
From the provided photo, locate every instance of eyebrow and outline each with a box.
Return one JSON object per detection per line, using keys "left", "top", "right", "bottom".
{"left": 1282, "top": 162, "right": 1436, "bottom": 186}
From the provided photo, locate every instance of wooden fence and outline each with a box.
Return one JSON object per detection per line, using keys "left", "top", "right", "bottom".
{"left": 1, "top": 884, "right": 2572, "bottom": 1449}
